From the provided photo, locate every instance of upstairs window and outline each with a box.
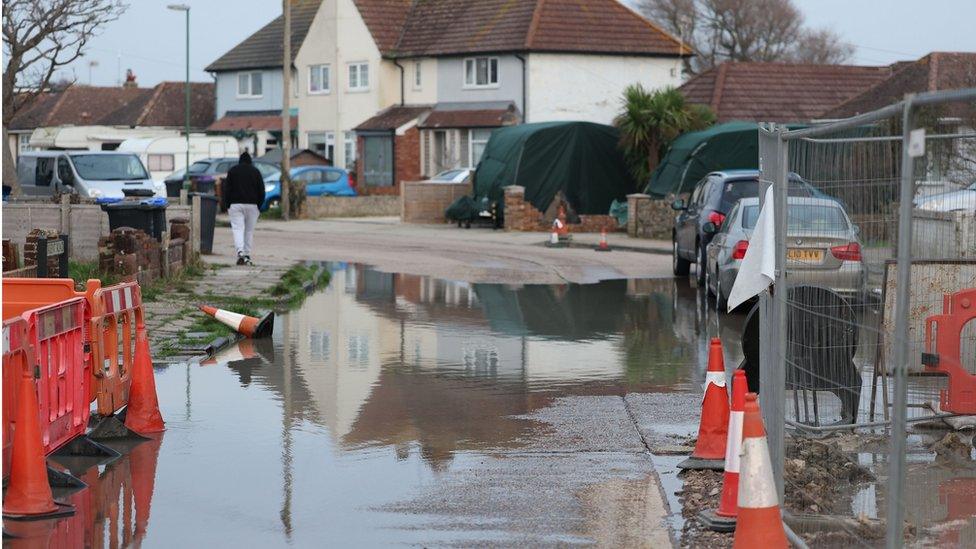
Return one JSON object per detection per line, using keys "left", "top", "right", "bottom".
{"left": 348, "top": 62, "right": 369, "bottom": 91}
{"left": 237, "top": 71, "right": 263, "bottom": 98}
{"left": 464, "top": 57, "right": 498, "bottom": 88}
{"left": 309, "top": 64, "right": 330, "bottom": 94}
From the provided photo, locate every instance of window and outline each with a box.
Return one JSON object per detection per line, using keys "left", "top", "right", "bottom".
{"left": 308, "top": 131, "right": 335, "bottom": 162}
{"left": 18, "top": 134, "right": 32, "bottom": 153}
{"left": 57, "top": 157, "right": 74, "bottom": 185}
{"left": 308, "top": 64, "right": 330, "bottom": 94}
{"left": 324, "top": 169, "right": 343, "bottom": 183}
{"left": 414, "top": 61, "right": 422, "bottom": 89}
{"left": 295, "top": 170, "right": 322, "bottom": 183}
{"left": 237, "top": 71, "right": 263, "bottom": 97}
{"left": 469, "top": 129, "right": 491, "bottom": 166}
{"left": 344, "top": 133, "right": 356, "bottom": 168}
{"left": 70, "top": 154, "right": 149, "bottom": 180}
{"left": 464, "top": 57, "right": 499, "bottom": 87}
{"left": 147, "top": 154, "right": 174, "bottom": 172}
{"left": 348, "top": 62, "right": 369, "bottom": 91}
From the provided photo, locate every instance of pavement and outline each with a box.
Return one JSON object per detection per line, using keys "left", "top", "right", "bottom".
{"left": 209, "top": 216, "right": 674, "bottom": 284}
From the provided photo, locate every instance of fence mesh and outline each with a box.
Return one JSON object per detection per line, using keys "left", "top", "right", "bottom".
{"left": 760, "top": 91, "right": 976, "bottom": 547}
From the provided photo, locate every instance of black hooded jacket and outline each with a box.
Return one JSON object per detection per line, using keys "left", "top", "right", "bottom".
{"left": 222, "top": 152, "right": 266, "bottom": 209}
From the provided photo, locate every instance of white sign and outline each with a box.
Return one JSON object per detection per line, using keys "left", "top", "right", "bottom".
{"left": 908, "top": 128, "right": 926, "bottom": 158}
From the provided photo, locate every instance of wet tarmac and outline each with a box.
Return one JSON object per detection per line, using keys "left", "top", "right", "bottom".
{"left": 6, "top": 263, "right": 973, "bottom": 547}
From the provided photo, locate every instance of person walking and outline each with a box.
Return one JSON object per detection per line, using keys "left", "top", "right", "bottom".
{"left": 222, "top": 151, "right": 265, "bottom": 266}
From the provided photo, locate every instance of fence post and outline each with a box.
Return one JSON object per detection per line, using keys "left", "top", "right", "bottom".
{"left": 191, "top": 194, "right": 201, "bottom": 259}
{"left": 886, "top": 94, "right": 917, "bottom": 549}
{"left": 60, "top": 194, "right": 72, "bottom": 255}
{"left": 35, "top": 237, "right": 48, "bottom": 277}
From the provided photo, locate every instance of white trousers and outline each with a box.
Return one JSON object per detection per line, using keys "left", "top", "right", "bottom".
{"left": 228, "top": 203, "right": 259, "bottom": 256}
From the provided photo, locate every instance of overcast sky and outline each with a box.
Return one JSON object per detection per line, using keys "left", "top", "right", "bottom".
{"left": 54, "top": 0, "right": 976, "bottom": 87}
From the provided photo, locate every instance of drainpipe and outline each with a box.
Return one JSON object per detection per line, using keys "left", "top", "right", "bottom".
{"left": 515, "top": 54, "right": 527, "bottom": 122}
{"left": 393, "top": 59, "right": 405, "bottom": 106}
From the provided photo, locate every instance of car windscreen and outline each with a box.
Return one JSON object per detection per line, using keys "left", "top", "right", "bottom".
{"left": 71, "top": 155, "right": 149, "bottom": 180}
{"left": 743, "top": 204, "right": 849, "bottom": 232}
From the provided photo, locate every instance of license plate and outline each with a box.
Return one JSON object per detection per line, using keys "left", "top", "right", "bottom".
{"left": 787, "top": 249, "right": 824, "bottom": 262}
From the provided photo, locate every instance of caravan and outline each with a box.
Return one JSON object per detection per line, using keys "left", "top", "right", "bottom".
{"left": 117, "top": 135, "right": 239, "bottom": 181}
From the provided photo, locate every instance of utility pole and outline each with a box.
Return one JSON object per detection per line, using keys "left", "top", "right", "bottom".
{"left": 281, "top": 0, "right": 291, "bottom": 220}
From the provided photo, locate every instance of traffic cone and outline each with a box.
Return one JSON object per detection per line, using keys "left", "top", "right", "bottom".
{"left": 699, "top": 369, "right": 749, "bottom": 532}
{"left": 733, "top": 393, "right": 788, "bottom": 549}
{"left": 130, "top": 434, "right": 163, "bottom": 538}
{"left": 678, "top": 337, "right": 730, "bottom": 470}
{"left": 595, "top": 229, "right": 611, "bottom": 252}
{"left": 3, "top": 365, "right": 74, "bottom": 520}
{"left": 197, "top": 304, "right": 274, "bottom": 338}
{"left": 124, "top": 322, "right": 165, "bottom": 434}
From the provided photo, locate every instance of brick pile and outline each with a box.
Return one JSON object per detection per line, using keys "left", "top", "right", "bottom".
{"left": 2, "top": 239, "right": 19, "bottom": 272}
{"left": 24, "top": 229, "right": 64, "bottom": 277}
{"left": 98, "top": 219, "right": 192, "bottom": 286}
{"left": 503, "top": 186, "right": 618, "bottom": 233}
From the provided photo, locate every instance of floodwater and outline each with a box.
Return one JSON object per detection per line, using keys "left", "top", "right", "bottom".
{"left": 5, "top": 263, "right": 972, "bottom": 546}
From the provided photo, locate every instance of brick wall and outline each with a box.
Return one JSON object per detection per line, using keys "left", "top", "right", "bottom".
{"left": 628, "top": 194, "right": 674, "bottom": 240}
{"left": 304, "top": 196, "right": 400, "bottom": 218}
{"left": 356, "top": 128, "right": 422, "bottom": 197}
{"left": 503, "top": 186, "right": 617, "bottom": 233}
{"left": 98, "top": 218, "right": 192, "bottom": 286}
{"left": 401, "top": 181, "right": 472, "bottom": 224}
{"left": 24, "top": 229, "right": 63, "bottom": 277}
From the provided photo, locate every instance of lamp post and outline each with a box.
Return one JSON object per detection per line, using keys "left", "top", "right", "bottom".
{"left": 168, "top": 4, "right": 191, "bottom": 192}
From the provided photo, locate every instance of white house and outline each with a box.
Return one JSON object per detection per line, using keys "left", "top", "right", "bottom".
{"left": 207, "top": 0, "right": 689, "bottom": 193}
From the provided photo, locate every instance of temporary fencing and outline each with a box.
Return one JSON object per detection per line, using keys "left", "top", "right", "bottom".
{"left": 22, "top": 296, "right": 91, "bottom": 455}
{"left": 89, "top": 281, "right": 142, "bottom": 416}
{"left": 757, "top": 88, "right": 976, "bottom": 546}
{"left": 3, "top": 316, "right": 32, "bottom": 476}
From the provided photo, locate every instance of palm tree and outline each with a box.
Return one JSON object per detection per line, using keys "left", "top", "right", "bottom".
{"left": 614, "top": 85, "right": 716, "bottom": 184}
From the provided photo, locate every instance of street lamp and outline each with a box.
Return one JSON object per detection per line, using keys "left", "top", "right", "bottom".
{"left": 168, "top": 4, "right": 191, "bottom": 193}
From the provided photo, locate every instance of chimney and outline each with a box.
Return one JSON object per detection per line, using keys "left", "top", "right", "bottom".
{"left": 123, "top": 68, "right": 137, "bottom": 88}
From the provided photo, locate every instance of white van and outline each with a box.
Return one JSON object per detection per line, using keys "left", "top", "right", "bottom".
{"left": 16, "top": 151, "right": 156, "bottom": 199}
{"left": 117, "top": 135, "right": 239, "bottom": 181}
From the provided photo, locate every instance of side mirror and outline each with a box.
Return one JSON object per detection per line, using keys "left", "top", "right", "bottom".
{"left": 671, "top": 198, "right": 686, "bottom": 211}
{"left": 703, "top": 221, "right": 718, "bottom": 234}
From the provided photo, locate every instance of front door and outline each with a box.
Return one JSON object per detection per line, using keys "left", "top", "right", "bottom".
{"left": 362, "top": 136, "right": 393, "bottom": 187}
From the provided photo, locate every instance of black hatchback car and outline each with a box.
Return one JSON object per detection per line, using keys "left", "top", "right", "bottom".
{"left": 671, "top": 169, "right": 826, "bottom": 286}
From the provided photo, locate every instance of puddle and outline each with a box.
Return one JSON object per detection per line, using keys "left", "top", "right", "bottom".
{"left": 6, "top": 263, "right": 970, "bottom": 546}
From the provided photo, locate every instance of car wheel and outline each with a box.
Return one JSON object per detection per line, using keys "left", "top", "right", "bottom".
{"left": 673, "top": 238, "right": 690, "bottom": 276}
{"left": 696, "top": 244, "right": 707, "bottom": 287}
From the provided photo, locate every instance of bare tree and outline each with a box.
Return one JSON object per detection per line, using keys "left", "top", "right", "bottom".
{"left": 639, "top": 0, "right": 853, "bottom": 75}
{"left": 2, "top": 0, "right": 127, "bottom": 193}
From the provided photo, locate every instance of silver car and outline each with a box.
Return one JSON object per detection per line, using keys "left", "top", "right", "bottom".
{"left": 705, "top": 197, "right": 866, "bottom": 309}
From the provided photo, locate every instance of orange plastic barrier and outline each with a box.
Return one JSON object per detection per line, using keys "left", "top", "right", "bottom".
{"left": 922, "top": 288, "right": 976, "bottom": 414}
{"left": 22, "top": 297, "right": 92, "bottom": 455}
{"left": 89, "top": 282, "right": 143, "bottom": 416}
{"left": 1, "top": 277, "right": 101, "bottom": 322}
{"left": 2, "top": 316, "right": 32, "bottom": 477}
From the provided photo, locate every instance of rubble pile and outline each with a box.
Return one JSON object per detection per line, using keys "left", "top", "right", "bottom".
{"left": 784, "top": 436, "right": 875, "bottom": 514}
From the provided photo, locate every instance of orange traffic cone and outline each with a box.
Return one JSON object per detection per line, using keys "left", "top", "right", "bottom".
{"left": 679, "top": 337, "right": 730, "bottom": 470}
{"left": 3, "top": 365, "right": 74, "bottom": 520}
{"left": 124, "top": 322, "right": 165, "bottom": 434}
{"left": 197, "top": 305, "right": 274, "bottom": 338}
{"left": 733, "top": 393, "right": 788, "bottom": 549}
{"left": 130, "top": 434, "right": 163, "bottom": 538}
{"left": 700, "top": 369, "right": 749, "bottom": 531}
{"left": 595, "top": 229, "right": 611, "bottom": 252}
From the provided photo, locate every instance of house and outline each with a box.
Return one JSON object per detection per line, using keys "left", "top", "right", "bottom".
{"left": 679, "top": 62, "right": 894, "bottom": 123}
{"left": 7, "top": 82, "right": 215, "bottom": 167}
{"left": 257, "top": 147, "right": 332, "bottom": 168}
{"left": 207, "top": 0, "right": 689, "bottom": 194}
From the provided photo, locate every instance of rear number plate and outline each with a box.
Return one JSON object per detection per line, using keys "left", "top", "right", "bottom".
{"left": 787, "top": 249, "right": 824, "bottom": 262}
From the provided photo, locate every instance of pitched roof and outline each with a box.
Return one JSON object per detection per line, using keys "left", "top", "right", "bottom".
{"left": 354, "top": 105, "right": 434, "bottom": 131}
{"left": 419, "top": 101, "right": 521, "bottom": 128}
{"left": 679, "top": 62, "right": 894, "bottom": 123}
{"left": 389, "top": 0, "right": 687, "bottom": 57}
{"left": 205, "top": 0, "right": 321, "bottom": 72}
{"left": 209, "top": 0, "right": 686, "bottom": 70}
{"left": 822, "top": 52, "right": 976, "bottom": 118}
{"left": 8, "top": 82, "right": 215, "bottom": 130}
{"left": 207, "top": 111, "right": 297, "bottom": 132}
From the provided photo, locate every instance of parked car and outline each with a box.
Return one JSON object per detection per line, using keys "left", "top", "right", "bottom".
{"left": 914, "top": 181, "right": 976, "bottom": 212}
{"left": 162, "top": 156, "right": 279, "bottom": 195}
{"left": 261, "top": 166, "right": 355, "bottom": 211}
{"left": 428, "top": 168, "right": 473, "bottom": 183}
{"left": 671, "top": 169, "right": 833, "bottom": 286}
{"left": 705, "top": 196, "right": 865, "bottom": 309}
{"left": 16, "top": 151, "right": 155, "bottom": 199}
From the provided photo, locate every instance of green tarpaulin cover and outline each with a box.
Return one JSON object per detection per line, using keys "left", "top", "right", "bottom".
{"left": 644, "top": 121, "right": 759, "bottom": 198}
{"left": 473, "top": 121, "right": 638, "bottom": 216}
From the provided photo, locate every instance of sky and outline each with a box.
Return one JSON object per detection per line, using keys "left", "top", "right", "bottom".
{"left": 49, "top": 0, "right": 976, "bottom": 88}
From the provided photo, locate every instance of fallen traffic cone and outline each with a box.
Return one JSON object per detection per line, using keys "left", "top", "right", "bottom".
{"left": 699, "top": 369, "right": 749, "bottom": 532}
{"left": 3, "top": 364, "right": 74, "bottom": 520}
{"left": 594, "top": 229, "right": 611, "bottom": 252}
{"left": 197, "top": 304, "right": 274, "bottom": 338}
{"left": 124, "top": 322, "right": 165, "bottom": 434}
{"left": 733, "top": 393, "right": 788, "bottom": 549}
{"left": 678, "top": 337, "right": 730, "bottom": 470}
